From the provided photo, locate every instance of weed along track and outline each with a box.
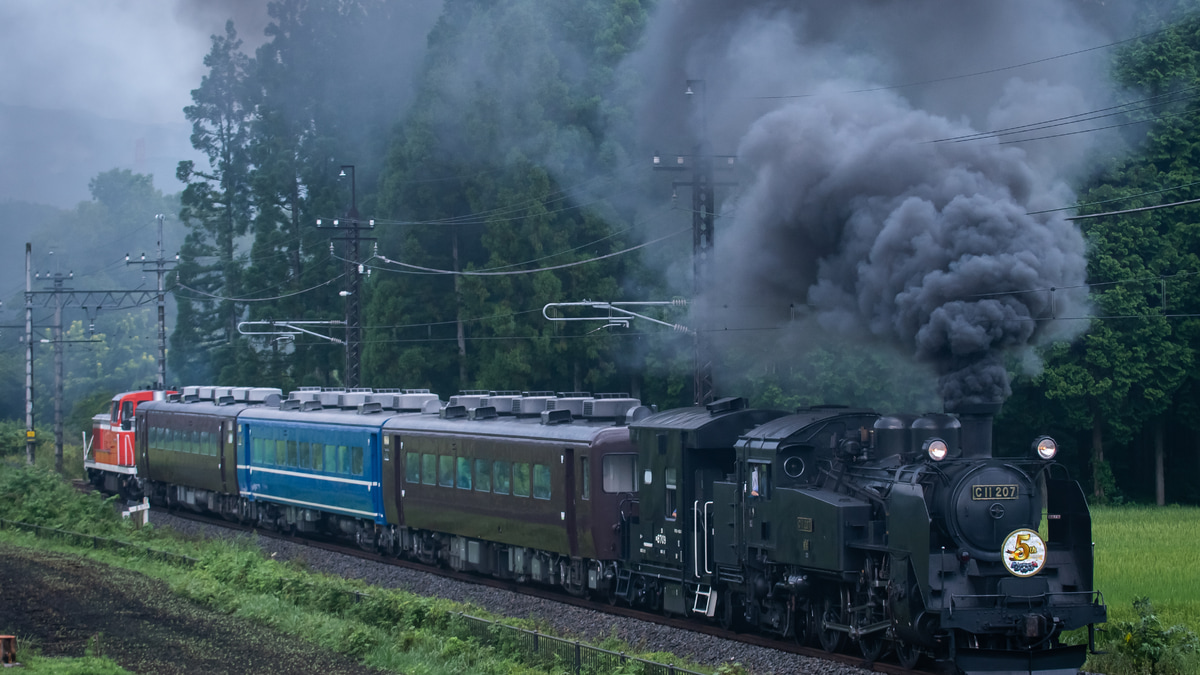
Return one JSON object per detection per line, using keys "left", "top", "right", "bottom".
{"left": 159, "top": 507, "right": 926, "bottom": 675}
{"left": 0, "top": 541, "right": 386, "bottom": 675}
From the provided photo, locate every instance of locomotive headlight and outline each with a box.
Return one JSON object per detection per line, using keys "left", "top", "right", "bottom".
{"left": 1033, "top": 436, "right": 1058, "bottom": 460}
{"left": 924, "top": 438, "right": 949, "bottom": 462}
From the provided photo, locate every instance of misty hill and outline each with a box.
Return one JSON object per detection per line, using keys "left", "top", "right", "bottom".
{"left": 0, "top": 103, "right": 197, "bottom": 208}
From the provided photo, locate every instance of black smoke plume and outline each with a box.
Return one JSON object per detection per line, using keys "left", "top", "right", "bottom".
{"left": 626, "top": 1, "right": 1121, "bottom": 407}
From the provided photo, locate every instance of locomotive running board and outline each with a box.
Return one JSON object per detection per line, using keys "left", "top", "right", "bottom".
{"left": 692, "top": 585, "right": 716, "bottom": 617}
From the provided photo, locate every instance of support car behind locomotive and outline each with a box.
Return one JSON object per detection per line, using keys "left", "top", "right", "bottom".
{"left": 120, "top": 385, "right": 1102, "bottom": 674}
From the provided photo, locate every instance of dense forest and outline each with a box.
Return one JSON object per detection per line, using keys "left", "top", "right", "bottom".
{"left": 5, "top": 0, "right": 1200, "bottom": 507}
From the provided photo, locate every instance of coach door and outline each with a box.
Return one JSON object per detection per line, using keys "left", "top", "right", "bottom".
{"left": 563, "top": 447, "right": 578, "bottom": 557}
{"left": 219, "top": 420, "right": 234, "bottom": 493}
{"left": 382, "top": 434, "right": 402, "bottom": 525}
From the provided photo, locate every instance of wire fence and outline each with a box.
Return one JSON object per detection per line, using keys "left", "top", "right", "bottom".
{"left": 0, "top": 518, "right": 198, "bottom": 567}
{"left": 1, "top": 518, "right": 708, "bottom": 675}
{"left": 453, "top": 611, "right": 706, "bottom": 675}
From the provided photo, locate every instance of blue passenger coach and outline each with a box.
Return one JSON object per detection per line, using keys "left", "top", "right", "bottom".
{"left": 237, "top": 406, "right": 389, "bottom": 528}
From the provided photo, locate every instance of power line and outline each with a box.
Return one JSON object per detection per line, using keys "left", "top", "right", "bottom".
{"left": 370, "top": 227, "right": 690, "bottom": 276}
{"left": 753, "top": 28, "right": 1166, "bottom": 101}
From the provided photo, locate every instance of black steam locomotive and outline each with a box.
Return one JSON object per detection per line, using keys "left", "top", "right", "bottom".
{"left": 627, "top": 397, "right": 1104, "bottom": 673}
{"left": 115, "top": 386, "right": 1104, "bottom": 674}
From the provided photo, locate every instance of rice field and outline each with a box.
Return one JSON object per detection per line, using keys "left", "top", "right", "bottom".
{"left": 1091, "top": 505, "right": 1200, "bottom": 632}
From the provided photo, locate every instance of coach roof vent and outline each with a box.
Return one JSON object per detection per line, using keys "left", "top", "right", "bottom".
{"left": 288, "top": 389, "right": 320, "bottom": 402}
{"left": 584, "top": 394, "right": 639, "bottom": 419}
{"left": 449, "top": 390, "right": 489, "bottom": 409}
{"left": 338, "top": 392, "right": 371, "bottom": 408}
{"left": 247, "top": 387, "right": 283, "bottom": 404}
{"left": 317, "top": 391, "right": 346, "bottom": 407}
{"left": 216, "top": 395, "right": 237, "bottom": 406}
{"left": 706, "top": 397, "right": 747, "bottom": 415}
{"left": 279, "top": 398, "right": 302, "bottom": 411}
{"left": 482, "top": 391, "right": 521, "bottom": 414}
{"left": 541, "top": 409, "right": 573, "bottom": 425}
{"left": 469, "top": 406, "right": 498, "bottom": 420}
{"left": 514, "top": 392, "right": 555, "bottom": 416}
{"left": 395, "top": 391, "right": 441, "bottom": 411}
{"left": 301, "top": 400, "right": 323, "bottom": 412}
{"left": 548, "top": 392, "right": 590, "bottom": 416}
{"left": 182, "top": 386, "right": 201, "bottom": 399}
{"left": 357, "top": 401, "right": 383, "bottom": 415}
{"left": 441, "top": 404, "right": 468, "bottom": 419}
{"left": 197, "top": 386, "right": 217, "bottom": 400}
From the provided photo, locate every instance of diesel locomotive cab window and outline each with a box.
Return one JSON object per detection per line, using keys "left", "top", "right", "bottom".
{"left": 493, "top": 460, "right": 512, "bottom": 495}
{"left": 422, "top": 454, "right": 436, "bottom": 485}
{"left": 475, "top": 459, "right": 491, "bottom": 492}
{"left": 406, "top": 452, "right": 420, "bottom": 483}
{"left": 438, "top": 455, "right": 454, "bottom": 487}
{"left": 533, "top": 464, "right": 551, "bottom": 500}
{"left": 457, "top": 457, "right": 472, "bottom": 490}
{"left": 513, "top": 463, "right": 531, "bottom": 497}
{"left": 602, "top": 455, "right": 637, "bottom": 493}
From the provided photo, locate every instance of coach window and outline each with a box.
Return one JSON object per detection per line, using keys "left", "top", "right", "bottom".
{"left": 312, "top": 444, "right": 324, "bottom": 472}
{"left": 602, "top": 455, "right": 637, "bottom": 493}
{"left": 422, "top": 454, "right": 436, "bottom": 485}
{"left": 665, "top": 468, "right": 677, "bottom": 519}
{"left": 493, "top": 460, "right": 512, "bottom": 495}
{"left": 351, "top": 446, "right": 364, "bottom": 476}
{"left": 581, "top": 456, "right": 590, "bottom": 500}
{"left": 439, "top": 455, "right": 454, "bottom": 487}
{"left": 324, "top": 444, "right": 337, "bottom": 474}
{"left": 287, "top": 440, "right": 298, "bottom": 467}
{"left": 457, "top": 457, "right": 472, "bottom": 490}
{"left": 533, "top": 464, "right": 551, "bottom": 500}
{"left": 406, "top": 452, "right": 420, "bottom": 483}
{"left": 192, "top": 430, "right": 201, "bottom": 454}
{"left": 299, "top": 441, "right": 312, "bottom": 469}
{"left": 475, "top": 459, "right": 491, "bottom": 492}
{"left": 513, "top": 463, "right": 531, "bottom": 497}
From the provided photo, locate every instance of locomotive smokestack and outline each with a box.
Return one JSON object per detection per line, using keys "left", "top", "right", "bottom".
{"left": 947, "top": 400, "right": 1002, "bottom": 459}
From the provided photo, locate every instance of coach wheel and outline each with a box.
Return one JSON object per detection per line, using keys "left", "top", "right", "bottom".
{"left": 896, "top": 640, "right": 922, "bottom": 669}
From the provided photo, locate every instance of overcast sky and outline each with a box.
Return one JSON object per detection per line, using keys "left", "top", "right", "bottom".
{"left": 0, "top": 1, "right": 271, "bottom": 206}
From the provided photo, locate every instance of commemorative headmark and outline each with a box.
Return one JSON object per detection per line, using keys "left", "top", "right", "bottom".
{"left": 1002, "top": 528, "right": 1047, "bottom": 577}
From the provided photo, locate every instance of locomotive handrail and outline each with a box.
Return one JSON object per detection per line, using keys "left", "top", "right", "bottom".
{"left": 692, "top": 500, "right": 714, "bottom": 577}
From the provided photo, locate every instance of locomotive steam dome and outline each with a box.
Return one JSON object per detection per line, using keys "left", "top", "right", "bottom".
{"left": 944, "top": 463, "right": 1038, "bottom": 561}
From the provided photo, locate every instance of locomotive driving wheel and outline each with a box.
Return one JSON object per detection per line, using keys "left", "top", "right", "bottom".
{"left": 815, "top": 591, "right": 846, "bottom": 653}
{"left": 895, "top": 640, "right": 922, "bottom": 669}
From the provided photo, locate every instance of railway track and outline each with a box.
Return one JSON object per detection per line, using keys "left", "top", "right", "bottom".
{"left": 156, "top": 505, "right": 936, "bottom": 675}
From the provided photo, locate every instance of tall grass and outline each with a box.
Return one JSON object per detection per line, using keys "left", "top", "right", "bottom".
{"left": 1083, "top": 505, "right": 1200, "bottom": 674}
{"left": 1093, "top": 505, "right": 1200, "bottom": 630}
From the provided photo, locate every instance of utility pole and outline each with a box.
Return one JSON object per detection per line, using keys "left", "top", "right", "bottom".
{"left": 126, "top": 214, "right": 178, "bottom": 389}
{"left": 36, "top": 266, "right": 73, "bottom": 474}
{"left": 24, "top": 244, "right": 35, "bottom": 465}
{"left": 652, "top": 79, "right": 736, "bottom": 406}
{"left": 316, "top": 165, "right": 375, "bottom": 388}
{"left": 23, "top": 241, "right": 176, "bottom": 474}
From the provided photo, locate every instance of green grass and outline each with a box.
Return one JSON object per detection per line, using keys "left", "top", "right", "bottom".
{"left": 0, "top": 462, "right": 720, "bottom": 675}
{"left": 1081, "top": 505, "right": 1200, "bottom": 674}
{"left": 10, "top": 655, "right": 132, "bottom": 674}
{"left": 1093, "top": 505, "right": 1200, "bottom": 631}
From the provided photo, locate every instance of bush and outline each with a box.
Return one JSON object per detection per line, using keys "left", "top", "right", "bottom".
{"left": 1089, "top": 596, "right": 1199, "bottom": 675}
